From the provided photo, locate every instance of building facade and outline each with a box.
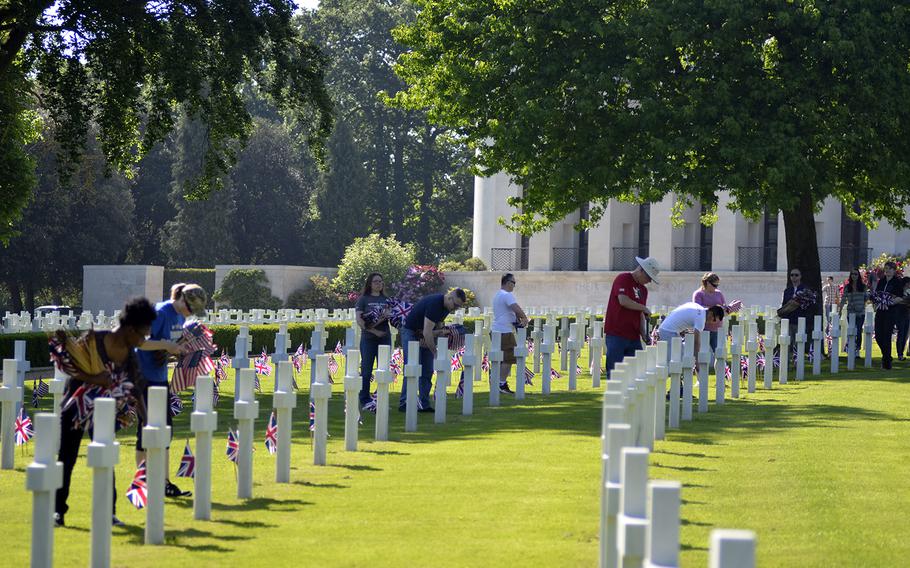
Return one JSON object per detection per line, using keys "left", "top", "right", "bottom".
{"left": 473, "top": 173, "right": 910, "bottom": 273}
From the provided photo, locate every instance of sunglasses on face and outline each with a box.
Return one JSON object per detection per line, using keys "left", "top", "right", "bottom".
{"left": 790, "top": 273, "right": 800, "bottom": 277}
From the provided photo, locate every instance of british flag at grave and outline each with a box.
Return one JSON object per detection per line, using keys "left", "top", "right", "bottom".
{"left": 168, "top": 392, "right": 183, "bottom": 418}
{"left": 14, "top": 408, "right": 33, "bottom": 446}
{"left": 171, "top": 322, "right": 217, "bottom": 393}
{"left": 450, "top": 351, "right": 462, "bottom": 372}
{"left": 390, "top": 348, "right": 403, "bottom": 378}
{"left": 176, "top": 441, "right": 195, "bottom": 478}
{"left": 265, "top": 411, "right": 278, "bottom": 455}
{"left": 756, "top": 354, "right": 766, "bottom": 372}
{"left": 32, "top": 379, "right": 49, "bottom": 407}
{"left": 226, "top": 430, "right": 239, "bottom": 463}
{"left": 126, "top": 461, "right": 148, "bottom": 509}
{"left": 254, "top": 356, "right": 270, "bottom": 376}
{"left": 481, "top": 353, "right": 491, "bottom": 373}
{"left": 724, "top": 363, "right": 732, "bottom": 382}
{"left": 740, "top": 356, "right": 749, "bottom": 379}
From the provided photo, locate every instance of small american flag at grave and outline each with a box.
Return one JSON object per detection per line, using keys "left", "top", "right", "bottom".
{"left": 551, "top": 368, "right": 561, "bottom": 380}
{"left": 171, "top": 322, "right": 217, "bottom": 393}
{"left": 309, "top": 401, "right": 316, "bottom": 432}
{"left": 524, "top": 367, "right": 535, "bottom": 385}
{"left": 32, "top": 379, "right": 49, "bottom": 407}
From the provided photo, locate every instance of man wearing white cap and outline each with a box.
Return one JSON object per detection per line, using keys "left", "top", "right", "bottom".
{"left": 603, "top": 256, "right": 660, "bottom": 378}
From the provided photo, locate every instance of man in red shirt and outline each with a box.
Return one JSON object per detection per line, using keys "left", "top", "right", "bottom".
{"left": 604, "top": 256, "right": 661, "bottom": 378}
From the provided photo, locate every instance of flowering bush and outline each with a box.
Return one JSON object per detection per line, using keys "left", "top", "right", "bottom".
{"left": 395, "top": 265, "right": 446, "bottom": 303}
{"left": 860, "top": 253, "right": 905, "bottom": 286}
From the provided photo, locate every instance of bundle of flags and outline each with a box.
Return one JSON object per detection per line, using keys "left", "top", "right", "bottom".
{"left": 793, "top": 289, "right": 818, "bottom": 310}
{"left": 226, "top": 430, "right": 239, "bottom": 463}
{"left": 176, "top": 441, "right": 195, "bottom": 478}
{"left": 32, "top": 379, "right": 49, "bottom": 407}
{"left": 445, "top": 324, "right": 467, "bottom": 351}
{"left": 14, "top": 408, "right": 33, "bottom": 446}
{"left": 265, "top": 412, "right": 278, "bottom": 455}
{"left": 171, "top": 322, "right": 217, "bottom": 393}
{"left": 362, "top": 302, "right": 391, "bottom": 327}
{"left": 870, "top": 290, "right": 897, "bottom": 311}
{"left": 723, "top": 299, "right": 744, "bottom": 314}
{"left": 126, "top": 461, "right": 148, "bottom": 509}
{"left": 387, "top": 299, "right": 413, "bottom": 329}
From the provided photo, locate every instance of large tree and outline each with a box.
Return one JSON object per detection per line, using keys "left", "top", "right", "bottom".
{"left": 0, "top": 0, "right": 333, "bottom": 242}
{"left": 393, "top": 0, "right": 910, "bottom": 295}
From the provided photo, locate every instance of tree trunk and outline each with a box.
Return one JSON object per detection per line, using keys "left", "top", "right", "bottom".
{"left": 782, "top": 193, "right": 823, "bottom": 321}
{"left": 7, "top": 281, "right": 23, "bottom": 313}
{"left": 25, "top": 281, "right": 36, "bottom": 314}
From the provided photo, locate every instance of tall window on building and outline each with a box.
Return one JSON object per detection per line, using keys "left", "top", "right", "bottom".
{"left": 638, "top": 204, "right": 650, "bottom": 258}
{"left": 519, "top": 234, "right": 530, "bottom": 270}
{"left": 699, "top": 208, "right": 713, "bottom": 271}
{"left": 840, "top": 201, "right": 868, "bottom": 270}
{"left": 578, "top": 203, "right": 589, "bottom": 271}
{"left": 763, "top": 209, "right": 778, "bottom": 271}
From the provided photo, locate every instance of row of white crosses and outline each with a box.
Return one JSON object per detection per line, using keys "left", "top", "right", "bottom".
{"left": 600, "top": 340, "right": 757, "bottom": 568}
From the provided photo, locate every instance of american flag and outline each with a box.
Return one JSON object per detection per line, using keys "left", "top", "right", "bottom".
{"left": 334, "top": 341, "right": 344, "bottom": 355}
{"left": 176, "top": 440, "right": 195, "bottom": 478}
{"left": 309, "top": 400, "right": 316, "bottom": 432}
{"left": 171, "top": 322, "right": 217, "bottom": 393}
{"left": 527, "top": 339, "right": 534, "bottom": 354}
{"left": 168, "top": 392, "right": 183, "bottom": 417}
{"left": 265, "top": 411, "right": 278, "bottom": 455}
{"left": 327, "top": 354, "right": 339, "bottom": 379}
{"left": 14, "top": 408, "right": 33, "bottom": 446}
{"left": 740, "top": 356, "right": 749, "bottom": 379}
{"left": 214, "top": 359, "right": 227, "bottom": 385}
{"left": 126, "top": 461, "right": 148, "bottom": 509}
{"left": 212, "top": 380, "right": 220, "bottom": 407}
{"left": 446, "top": 324, "right": 467, "bottom": 350}
{"left": 219, "top": 351, "right": 231, "bottom": 368}
{"left": 226, "top": 430, "right": 239, "bottom": 463}
{"left": 32, "top": 379, "right": 49, "bottom": 407}
{"left": 524, "top": 367, "right": 535, "bottom": 385}
{"left": 454, "top": 376, "right": 464, "bottom": 398}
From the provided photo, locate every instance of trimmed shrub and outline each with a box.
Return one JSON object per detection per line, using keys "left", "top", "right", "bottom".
{"left": 286, "top": 275, "right": 352, "bottom": 309}
{"left": 462, "top": 257, "right": 488, "bottom": 271}
{"left": 212, "top": 269, "right": 282, "bottom": 310}
{"left": 332, "top": 234, "right": 416, "bottom": 297}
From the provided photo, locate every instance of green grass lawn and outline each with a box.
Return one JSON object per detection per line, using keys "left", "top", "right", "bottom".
{"left": 2, "top": 347, "right": 909, "bottom": 567}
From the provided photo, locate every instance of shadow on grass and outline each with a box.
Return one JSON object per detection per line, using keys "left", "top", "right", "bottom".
{"left": 291, "top": 480, "right": 348, "bottom": 489}
{"left": 211, "top": 497, "right": 311, "bottom": 512}
{"left": 329, "top": 463, "right": 382, "bottom": 472}
{"left": 120, "top": 524, "right": 252, "bottom": 551}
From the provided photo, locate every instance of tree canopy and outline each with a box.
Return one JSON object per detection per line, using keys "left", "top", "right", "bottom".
{"left": 0, "top": 0, "right": 333, "bottom": 241}
{"left": 393, "top": 0, "right": 910, "bottom": 292}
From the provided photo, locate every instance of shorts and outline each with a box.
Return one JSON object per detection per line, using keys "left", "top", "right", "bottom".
{"left": 500, "top": 332, "right": 517, "bottom": 364}
{"left": 136, "top": 383, "right": 173, "bottom": 451}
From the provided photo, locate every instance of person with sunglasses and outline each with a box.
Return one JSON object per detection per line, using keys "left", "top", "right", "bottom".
{"left": 492, "top": 273, "right": 529, "bottom": 394}
{"left": 838, "top": 269, "right": 868, "bottom": 355}
{"left": 777, "top": 268, "right": 815, "bottom": 345}
{"left": 692, "top": 272, "right": 725, "bottom": 361}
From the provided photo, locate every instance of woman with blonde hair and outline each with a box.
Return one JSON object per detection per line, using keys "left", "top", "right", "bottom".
{"left": 692, "top": 272, "right": 725, "bottom": 356}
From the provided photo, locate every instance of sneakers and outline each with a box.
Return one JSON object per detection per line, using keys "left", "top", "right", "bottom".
{"left": 165, "top": 480, "right": 192, "bottom": 498}
{"left": 112, "top": 515, "right": 125, "bottom": 527}
{"left": 499, "top": 382, "right": 514, "bottom": 394}
{"left": 417, "top": 405, "right": 435, "bottom": 413}
{"left": 54, "top": 513, "right": 64, "bottom": 528}
{"left": 361, "top": 401, "right": 377, "bottom": 413}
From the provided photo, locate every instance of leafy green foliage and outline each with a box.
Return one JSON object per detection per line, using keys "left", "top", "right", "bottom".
{"left": 0, "top": 0, "right": 333, "bottom": 235}
{"left": 440, "top": 257, "right": 487, "bottom": 272}
{"left": 331, "top": 233, "right": 416, "bottom": 296}
{"left": 212, "top": 269, "right": 282, "bottom": 310}
{"left": 286, "top": 275, "right": 351, "bottom": 310}
{"left": 0, "top": 64, "right": 41, "bottom": 242}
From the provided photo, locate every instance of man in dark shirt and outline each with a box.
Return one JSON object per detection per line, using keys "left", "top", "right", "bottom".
{"left": 398, "top": 289, "right": 467, "bottom": 412}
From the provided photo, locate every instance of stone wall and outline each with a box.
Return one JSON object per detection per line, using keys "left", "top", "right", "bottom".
{"left": 214, "top": 265, "right": 338, "bottom": 305}
{"left": 445, "top": 270, "right": 849, "bottom": 310}
{"left": 83, "top": 265, "right": 165, "bottom": 312}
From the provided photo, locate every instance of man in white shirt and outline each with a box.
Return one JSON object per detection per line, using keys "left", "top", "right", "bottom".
{"left": 492, "top": 273, "right": 529, "bottom": 393}
{"left": 658, "top": 302, "right": 725, "bottom": 367}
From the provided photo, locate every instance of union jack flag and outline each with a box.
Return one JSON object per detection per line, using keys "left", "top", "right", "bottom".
{"left": 454, "top": 377, "right": 464, "bottom": 398}
{"left": 309, "top": 401, "right": 316, "bottom": 432}
{"left": 126, "top": 461, "right": 148, "bottom": 509}
{"left": 390, "top": 348, "right": 404, "bottom": 377}
{"left": 176, "top": 440, "right": 195, "bottom": 478}
{"left": 650, "top": 326, "right": 660, "bottom": 346}
{"left": 524, "top": 366, "right": 535, "bottom": 385}
{"left": 550, "top": 368, "right": 561, "bottom": 380}
{"left": 169, "top": 392, "right": 183, "bottom": 417}
{"left": 265, "top": 411, "right": 278, "bottom": 455}
{"left": 756, "top": 354, "right": 766, "bottom": 372}
{"left": 740, "top": 356, "right": 749, "bottom": 379}
{"left": 254, "top": 357, "right": 270, "bottom": 376}
{"left": 14, "top": 408, "right": 33, "bottom": 445}
{"left": 171, "top": 322, "right": 217, "bottom": 393}
{"left": 387, "top": 300, "right": 413, "bottom": 329}
{"left": 226, "top": 430, "right": 239, "bottom": 463}
{"left": 758, "top": 335, "right": 766, "bottom": 353}
{"left": 32, "top": 379, "right": 49, "bottom": 407}
{"left": 724, "top": 363, "right": 732, "bottom": 383}
{"left": 362, "top": 392, "right": 378, "bottom": 413}
{"left": 481, "top": 353, "right": 491, "bottom": 373}
{"left": 450, "top": 352, "right": 462, "bottom": 372}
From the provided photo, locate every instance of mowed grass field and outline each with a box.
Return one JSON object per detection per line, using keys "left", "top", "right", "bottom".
{"left": 2, "top": 346, "right": 909, "bottom": 567}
